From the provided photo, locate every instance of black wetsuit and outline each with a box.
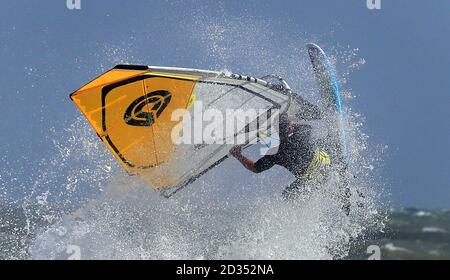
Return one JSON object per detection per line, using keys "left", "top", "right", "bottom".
{"left": 254, "top": 95, "right": 324, "bottom": 177}
{"left": 255, "top": 125, "right": 331, "bottom": 200}
{"left": 255, "top": 125, "right": 314, "bottom": 176}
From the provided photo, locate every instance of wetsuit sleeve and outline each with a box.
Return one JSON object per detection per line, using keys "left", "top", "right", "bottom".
{"left": 254, "top": 155, "right": 277, "bottom": 173}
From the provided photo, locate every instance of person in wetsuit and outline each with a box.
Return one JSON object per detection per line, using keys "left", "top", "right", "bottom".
{"left": 230, "top": 112, "right": 332, "bottom": 200}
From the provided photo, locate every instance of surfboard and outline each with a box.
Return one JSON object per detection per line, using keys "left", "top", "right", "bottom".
{"left": 307, "top": 43, "right": 348, "bottom": 166}
{"left": 307, "top": 43, "right": 355, "bottom": 215}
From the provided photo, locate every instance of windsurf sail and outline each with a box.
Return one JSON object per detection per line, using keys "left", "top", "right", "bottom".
{"left": 70, "top": 65, "right": 290, "bottom": 197}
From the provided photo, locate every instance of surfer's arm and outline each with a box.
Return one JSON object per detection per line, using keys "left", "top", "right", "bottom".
{"left": 230, "top": 145, "right": 277, "bottom": 174}
{"left": 230, "top": 145, "right": 259, "bottom": 173}
{"left": 237, "top": 155, "right": 259, "bottom": 173}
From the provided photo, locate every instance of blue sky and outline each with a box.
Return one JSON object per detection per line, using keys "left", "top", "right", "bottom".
{"left": 0, "top": 0, "right": 449, "bottom": 208}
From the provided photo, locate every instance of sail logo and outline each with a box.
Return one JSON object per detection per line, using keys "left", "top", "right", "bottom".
{"left": 124, "top": 90, "right": 172, "bottom": 127}
{"left": 66, "top": 0, "right": 81, "bottom": 10}
{"left": 366, "top": 0, "right": 381, "bottom": 10}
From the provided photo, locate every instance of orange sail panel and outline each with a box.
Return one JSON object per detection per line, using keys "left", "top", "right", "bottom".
{"left": 70, "top": 68, "right": 198, "bottom": 180}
